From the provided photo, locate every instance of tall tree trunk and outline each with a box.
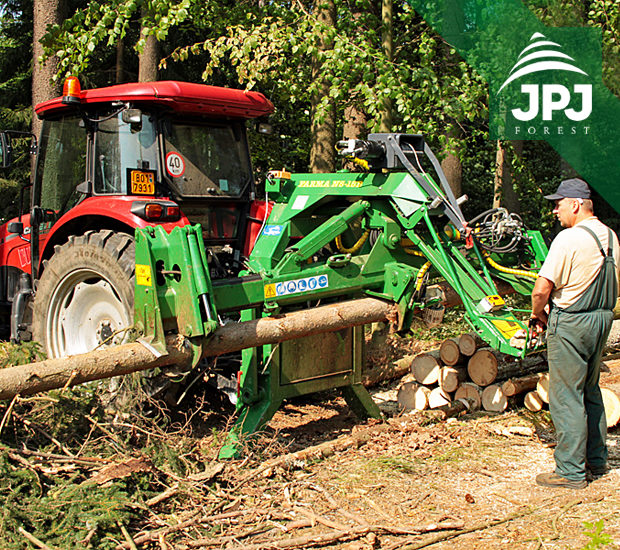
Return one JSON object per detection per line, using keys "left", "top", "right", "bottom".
{"left": 138, "top": 12, "right": 159, "bottom": 82}
{"left": 441, "top": 127, "right": 462, "bottom": 197}
{"left": 115, "top": 37, "right": 125, "bottom": 84}
{"left": 493, "top": 140, "right": 521, "bottom": 212}
{"left": 379, "top": 0, "right": 393, "bottom": 132}
{"left": 32, "top": 0, "right": 63, "bottom": 138}
{"left": 309, "top": 0, "right": 336, "bottom": 173}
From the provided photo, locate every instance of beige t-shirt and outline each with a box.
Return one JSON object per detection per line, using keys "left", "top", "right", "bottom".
{"left": 538, "top": 217, "right": 620, "bottom": 309}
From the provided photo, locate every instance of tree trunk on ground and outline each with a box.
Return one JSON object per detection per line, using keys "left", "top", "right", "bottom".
{"left": 481, "top": 384, "right": 508, "bottom": 412}
{"left": 458, "top": 332, "right": 485, "bottom": 357}
{"left": 412, "top": 350, "right": 442, "bottom": 384}
{"left": 524, "top": 391, "right": 544, "bottom": 412}
{"left": 32, "top": 0, "right": 63, "bottom": 138}
{"left": 601, "top": 388, "right": 620, "bottom": 428}
{"left": 439, "top": 366, "right": 467, "bottom": 393}
{"left": 439, "top": 337, "right": 463, "bottom": 366}
{"left": 501, "top": 373, "right": 543, "bottom": 397}
{"left": 428, "top": 386, "right": 451, "bottom": 409}
{"left": 536, "top": 372, "right": 550, "bottom": 404}
{"left": 309, "top": 0, "right": 336, "bottom": 172}
{"left": 362, "top": 354, "right": 413, "bottom": 387}
{"left": 454, "top": 382, "right": 482, "bottom": 409}
{"left": 0, "top": 298, "right": 395, "bottom": 401}
{"left": 424, "top": 397, "right": 478, "bottom": 421}
{"left": 467, "top": 348, "right": 546, "bottom": 387}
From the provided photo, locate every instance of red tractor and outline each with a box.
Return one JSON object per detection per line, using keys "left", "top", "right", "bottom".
{"left": 0, "top": 78, "right": 273, "bottom": 358}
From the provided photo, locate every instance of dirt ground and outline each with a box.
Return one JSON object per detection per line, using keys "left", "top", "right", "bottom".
{"left": 156, "top": 351, "right": 619, "bottom": 550}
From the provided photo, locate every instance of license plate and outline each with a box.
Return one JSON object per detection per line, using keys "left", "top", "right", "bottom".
{"left": 130, "top": 170, "right": 155, "bottom": 195}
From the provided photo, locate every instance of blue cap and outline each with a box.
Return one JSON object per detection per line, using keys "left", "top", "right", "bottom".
{"left": 544, "top": 178, "right": 591, "bottom": 201}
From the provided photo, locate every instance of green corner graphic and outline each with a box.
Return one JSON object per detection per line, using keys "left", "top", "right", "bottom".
{"left": 406, "top": 0, "right": 620, "bottom": 211}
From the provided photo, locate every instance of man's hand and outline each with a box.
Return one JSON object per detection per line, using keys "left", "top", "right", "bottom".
{"left": 531, "top": 276, "right": 554, "bottom": 332}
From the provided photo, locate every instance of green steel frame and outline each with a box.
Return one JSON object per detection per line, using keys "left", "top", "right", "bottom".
{"left": 133, "top": 134, "right": 548, "bottom": 457}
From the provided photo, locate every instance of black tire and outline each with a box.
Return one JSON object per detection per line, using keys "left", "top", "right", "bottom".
{"left": 32, "top": 230, "right": 135, "bottom": 359}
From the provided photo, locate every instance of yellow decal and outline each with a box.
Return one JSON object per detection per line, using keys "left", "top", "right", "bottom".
{"left": 136, "top": 264, "right": 152, "bottom": 286}
{"left": 491, "top": 319, "right": 521, "bottom": 339}
{"left": 264, "top": 283, "right": 277, "bottom": 299}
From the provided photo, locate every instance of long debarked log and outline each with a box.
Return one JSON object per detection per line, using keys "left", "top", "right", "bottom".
{"left": 0, "top": 277, "right": 519, "bottom": 401}
{"left": 0, "top": 298, "right": 396, "bottom": 401}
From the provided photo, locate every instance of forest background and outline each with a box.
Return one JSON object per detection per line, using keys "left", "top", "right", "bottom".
{"left": 0, "top": 0, "right": 618, "bottom": 235}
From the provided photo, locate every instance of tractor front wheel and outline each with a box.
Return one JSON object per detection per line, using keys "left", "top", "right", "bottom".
{"left": 32, "top": 231, "right": 135, "bottom": 359}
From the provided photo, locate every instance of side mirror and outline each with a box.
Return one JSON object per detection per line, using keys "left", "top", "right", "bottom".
{"left": 122, "top": 108, "right": 143, "bottom": 133}
{"left": 0, "top": 132, "right": 13, "bottom": 168}
{"left": 7, "top": 221, "right": 23, "bottom": 234}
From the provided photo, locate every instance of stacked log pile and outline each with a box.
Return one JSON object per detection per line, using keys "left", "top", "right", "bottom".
{"left": 396, "top": 332, "right": 620, "bottom": 428}
{"left": 397, "top": 332, "right": 548, "bottom": 414}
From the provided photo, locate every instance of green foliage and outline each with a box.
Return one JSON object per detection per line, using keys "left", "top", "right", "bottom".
{"left": 0, "top": 341, "right": 44, "bottom": 368}
{"left": 581, "top": 519, "right": 613, "bottom": 549}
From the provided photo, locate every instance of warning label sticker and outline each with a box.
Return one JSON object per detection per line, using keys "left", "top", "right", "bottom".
{"left": 136, "top": 264, "right": 152, "bottom": 286}
{"left": 264, "top": 275, "right": 328, "bottom": 299}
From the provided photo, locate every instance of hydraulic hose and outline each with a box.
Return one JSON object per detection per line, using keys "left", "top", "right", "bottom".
{"left": 482, "top": 251, "right": 539, "bottom": 280}
{"left": 335, "top": 228, "right": 370, "bottom": 254}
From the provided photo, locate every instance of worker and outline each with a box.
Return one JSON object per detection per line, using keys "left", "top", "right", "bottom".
{"left": 530, "top": 178, "right": 619, "bottom": 489}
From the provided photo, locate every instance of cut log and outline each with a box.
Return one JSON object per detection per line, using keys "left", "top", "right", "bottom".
{"left": 397, "top": 382, "right": 419, "bottom": 411}
{"left": 501, "top": 373, "right": 544, "bottom": 397}
{"left": 536, "top": 373, "right": 550, "bottom": 404}
{"left": 481, "top": 384, "right": 508, "bottom": 412}
{"left": 413, "top": 385, "right": 432, "bottom": 410}
{"left": 454, "top": 383, "right": 482, "bottom": 410}
{"left": 0, "top": 298, "right": 396, "bottom": 401}
{"left": 467, "top": 348, "right": 547, "bottom": 387}
{"left": 424, "top": 397, "right": 479, "bottom": 421}
{"left": 458, "top": 332, "right": 486, "bottom": 357}
{"left": 439, "top": 338, "right": 463, "bottom": 366}
{"left": 428, "top": 386, "right": 451, "bottom": 409}
{"left": 601, "top": 387, "right": 620, "bottom": 428}
{"left": 524, "top": 391, "right": 544, "bottom": 412}
{"left": 362, "top": 354, "right": 414, "bottom": 388}
{"left": 412, "top": 351, "right": 442, "bottom": 385}
{"left": 439, "top": 366, "right": 467, "bottom": 393}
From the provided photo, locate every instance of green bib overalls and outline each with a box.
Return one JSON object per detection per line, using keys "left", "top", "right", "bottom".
{"left": 546, "top": 227, "right": 617, "bottom": 481}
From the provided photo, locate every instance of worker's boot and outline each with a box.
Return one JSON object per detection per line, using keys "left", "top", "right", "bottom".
{"left": 535, "top": 472, "right": 587, "bottom": 489}
{"left": 586, "top": 463, "right": 609, "bottom": 481}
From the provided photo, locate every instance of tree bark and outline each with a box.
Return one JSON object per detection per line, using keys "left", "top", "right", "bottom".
{"left": 412, "top": 350, "right": 442, "bottom": 385}
{"left": 501, "top": 373, "right": 543, "bottom": 397}
{"left": 524, "top": 391, "right": 544, "bottom": 412}
{"left": 138, "top": 9, "right": 158, "bottom": 82}
{"left": 115, "top": 37, "right": 125, "bottom": 84}
{"left": 601, "top": 387, "right": 620, "bottom": 428}
{"left": 481, "top": 384, "right": 508, "bottom": 412}
{"left": 378, "top": 0, "right": 393, "bottom": 132}
{"left": 439, "top": 337, "right": 463, "bottom": 366}
{"left": 536, "top": 372, "right": 549, "bottom": 404}
{"left": 458, "top": 332, "right": 486, "bottom": 357}
{"left": 454, "top": 382, "right": 481, "bottom": 410}
{"left": 309, "top": 0, "right": 336, "bottom": 172}
{"left": 467, "top": 348, "right": 546, "bottom": 387}
{"left": 493, "top": 140, "right": 521, "bottom": 213}
{"left": 32, "top": 0, "right": 63, "bottom": 138}
{"left": 439, "top": 366, "right": 467, "bottom": 393}
{"left": 0, "top": 298, "right": 395, "bottom": 400}
{"left": 428, "top": 386, "right": 451, "bottom": 409}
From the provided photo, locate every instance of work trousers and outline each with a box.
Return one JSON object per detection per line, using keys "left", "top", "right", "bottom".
{"left": 546, "top": 307, "right": 612, "bottom": 481}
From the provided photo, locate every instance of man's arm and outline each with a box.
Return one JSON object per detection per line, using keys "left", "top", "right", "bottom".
{"left": 531, "top": 276, "right": 554, "bottom": 327}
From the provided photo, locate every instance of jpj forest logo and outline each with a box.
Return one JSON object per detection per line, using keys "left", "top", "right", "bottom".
{"left": 491, "top": 31, "right": 598, "bottom": 139}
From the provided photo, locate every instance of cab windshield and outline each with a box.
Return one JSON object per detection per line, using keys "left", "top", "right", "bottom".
{"left": 162, "top": 120, "right": 251, "bottom": 198}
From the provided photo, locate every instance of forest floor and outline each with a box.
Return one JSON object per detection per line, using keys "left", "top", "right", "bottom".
{"left": 0, "top": 328, "right": 619, "bottom": 549}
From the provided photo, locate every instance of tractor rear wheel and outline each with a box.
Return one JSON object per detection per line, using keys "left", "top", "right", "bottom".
{"left": 32, "top": 230, "right": 135, "bottom": 359}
